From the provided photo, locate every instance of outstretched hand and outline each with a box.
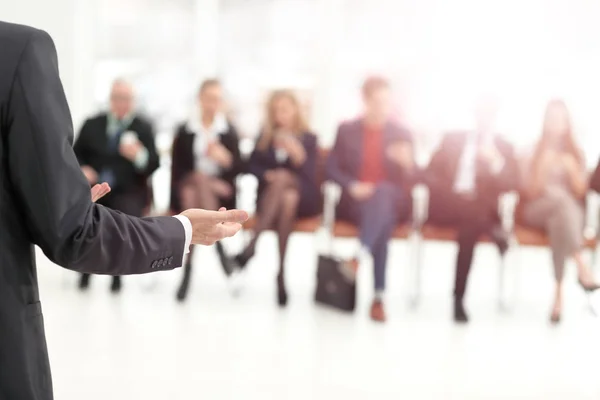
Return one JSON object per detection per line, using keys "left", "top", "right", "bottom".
{"left": 179, "top": 207, "right": 249, "bottom": 246}
{"left": 91, "top": 182, "right": 111, "bottom": 202}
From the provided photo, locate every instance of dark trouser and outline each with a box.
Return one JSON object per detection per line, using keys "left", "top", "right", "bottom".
{"left": 428, "top": 189, "right": 501, "bottom": 301}
{"left": 338, "top": 183, "right": 403, "bottom": 291}
{"left": 82, "top": 191, "right": 146, "bottom": 285}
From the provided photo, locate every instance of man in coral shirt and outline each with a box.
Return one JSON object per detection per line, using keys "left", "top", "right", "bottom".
{"left": 326, "top": 76, "right": 415, "bottom": 322}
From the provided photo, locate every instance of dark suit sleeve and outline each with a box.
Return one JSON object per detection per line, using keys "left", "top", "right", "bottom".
{"left": 222, "top": 125, "right": 245, "bottom": 180}
{"left": 496, "top": 140, "right": 519, "bottom": 192}
{"left": 6, "top": 29, "right": 185, "bottom": 275}
{"left": 137, "top": 121, "right": 160, "bottom": 178}
{"left": 247, "top": 134, "right": 275, "bottom": 181}
{"left": 424, "top": 134, "right": 451, "bottom": 189}
{"left": 294, "top": 133, "right": 318, "bottom": 184}
{"left": 170, "top": 127, "right": 188, "bottom": 213}
{"left": 325, "top": 125, "right": 355, "bottom": 188}
{"left": 73, "top": 119, "right": 91, "bottom": 166}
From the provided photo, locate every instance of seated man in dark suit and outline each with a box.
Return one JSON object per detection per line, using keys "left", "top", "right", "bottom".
{"left": 73, "top": 79, "right": 160, "bottom": 293}
{"left": 326, "top": 76, "right": 415, "bottom": 322}
{"left": 425, "top": 95, "right": 518, "bottom": 323}
{"left": 170, "top": 79, "right": 245, "bottom": 301}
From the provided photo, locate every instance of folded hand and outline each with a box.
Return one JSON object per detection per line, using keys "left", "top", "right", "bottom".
{"left": 91, "top": 182, "right": 111, "bottom": 202}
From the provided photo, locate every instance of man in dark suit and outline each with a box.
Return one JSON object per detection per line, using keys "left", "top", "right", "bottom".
{"left": 0, "top": 22, "right": 247, "bottom": 400}
{"left": 425, "top": 95, "right": 518, "bottom": 323}
{"left": 326, "top": 76, "right": 415, "bottom": 323}
{"left": 74, "top": 79, "right": 160, "bottom": 293}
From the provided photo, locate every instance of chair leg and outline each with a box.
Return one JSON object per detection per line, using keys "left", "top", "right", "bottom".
{"left": 498, "top": 235, "right": 517, "bottom": 312}
{"left": 409, "top": 231, "right": 423, "bottom": 309}
{"left": 498, "top": 252, "right": 507, "bottom": 312}
{"left": 585, "top": 247, "right": 598, "bottom": 317}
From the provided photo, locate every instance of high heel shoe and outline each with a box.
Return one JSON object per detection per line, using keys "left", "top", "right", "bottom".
{"left": 578, "top": 279, "right": 600, "bottom": 292}
{"left": 234, "top": 251, "right": 253, "bottom": 270}
{"left": 550, "top": 308, "right": 561, "bottom": 324}
{"left": 277, "top": 276, "right": 288, "bottom": 307}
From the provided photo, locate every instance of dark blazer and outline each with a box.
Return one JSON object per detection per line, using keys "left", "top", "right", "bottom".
{"left": 326, "top": 119, "right": 413, "bottom": 215}
{"left": 248, "top": 131, "right": 321, "bottom": 217}
{"left": 0, "top": 22, "right": 186, "bottom": 400}
{"left": 170, "top": 122, "right": 244, "bottom": 212}
{"left": 426, "top": 131, "right": 519, "bottom": 202}
{"left": 73, "top": 113, "right": 160, "bottom": 197}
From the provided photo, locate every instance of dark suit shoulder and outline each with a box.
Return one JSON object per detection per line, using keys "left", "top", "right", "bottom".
{"left": 86, "top": 113, "right": 108, "bottom": 124}
{"left": 338, "top": 119, "right": 361, "bottom": 134}
{"left": 0, "top": 21, "right": 42, "bottom": 41}
{"left": 130, "top": 115, "right": 153, "bottom": 131}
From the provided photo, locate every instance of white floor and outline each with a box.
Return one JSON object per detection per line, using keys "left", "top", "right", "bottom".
{"left": 36, "top": 233, "right": 600, "bottom": 400}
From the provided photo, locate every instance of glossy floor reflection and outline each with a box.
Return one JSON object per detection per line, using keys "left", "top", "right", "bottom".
{"left": 37, "top": 234, "right": 600, "bottom": 400}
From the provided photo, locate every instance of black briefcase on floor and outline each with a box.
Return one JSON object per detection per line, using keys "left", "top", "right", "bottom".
{"left": 315, "top": 255, "right": 357, "bottom": 312}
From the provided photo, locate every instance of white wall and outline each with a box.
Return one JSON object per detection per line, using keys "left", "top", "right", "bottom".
{"left": 2, "top": 0, "right": 96, "bottom": 131}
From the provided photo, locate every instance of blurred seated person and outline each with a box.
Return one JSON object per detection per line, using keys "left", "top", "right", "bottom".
{"left": 170, "top": 79, "right": 244, "bottom": 301}
{"left": 521, "top": 99, "right": 599, "bottom": 324}
{"left": 234, "top": 90, "right": 320, "bottom": 307}
{"left": 326, "top": 76, "right": 415, "bottom": 323}
{"left": 74, "top": 79, "right": 159, "bottom": 293}
{"left": 425, "top": 95, "right": 518, "bottom": 323}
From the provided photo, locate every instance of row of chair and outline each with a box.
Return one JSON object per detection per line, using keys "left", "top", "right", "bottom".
{"left": 241, "top": 148, "right": 600, "bottom": 311}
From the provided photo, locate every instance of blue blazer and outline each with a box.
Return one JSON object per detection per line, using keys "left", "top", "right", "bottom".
{"left": 248, "top": 131, "right": 321, "bottom": 217}
{"left": 326, "top": 118, "right": 413, "bottom": 215}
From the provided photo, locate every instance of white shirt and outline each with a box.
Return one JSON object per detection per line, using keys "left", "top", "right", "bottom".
{"left": 186, "top": 110, "right": 229, "bottom": 176}
{"left": 453, "top": 134, "right": 479, "bottom": 193}
{"left": 173, "top": 215, "right": 193, "bottom": 265}
{"left": 453, "top": 133, "right": 504, "bottom": 194}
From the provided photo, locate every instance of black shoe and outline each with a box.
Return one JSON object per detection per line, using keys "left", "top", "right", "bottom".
{"left": 219, "top": 254, "right": 237, "bottom": 277}
{"left": 176, "top": 263, "right": 192, "bottom": 302}
{"left": 578, "top": 279, "right": 600, "bottom": 293}
{"left": 216, "top": 242, "right": 235, "bottom": 277}
{"left": 454, "top": 300, "right": 469, "bottom": 323}
{"left": 110, "top": 277, "right": 122, "bottom": 294}
{"left": 78, "top": 274, "right": 90, "bottom": 291}
{"left": 550, "top": 308, "right": 561, "bottom": 324}
{"left": 234, "top": 252, "right": 252, "bottom": 270}
{"left": 176, "top": 284, "right": 189, "bottom": 302}
{"left": 277, "top": 276, "right": 288, "bottom": 307}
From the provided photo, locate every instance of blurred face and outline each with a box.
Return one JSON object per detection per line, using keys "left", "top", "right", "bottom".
{"left": 273, "top": 96, "right": 297, "bottom": 130}
{"left": 110, "top": 82, "right": 134, "bottom": 120}
{"left": 545, "top": 103, "right": 570, "bottom": 138}
{"left": 363, "top": 87, "right": 391, "bottom": 125}
{"left": 199, "top": 84, "right": 223, "bottom": 119}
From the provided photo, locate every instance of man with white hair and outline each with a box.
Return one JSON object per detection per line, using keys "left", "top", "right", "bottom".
{"left": 73, "top": 79, "right": 161, "bottom": 292}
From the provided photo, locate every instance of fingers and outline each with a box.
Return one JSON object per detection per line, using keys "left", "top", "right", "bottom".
{"left": 194, "top": 223, "right": 243, "bottom": 245}
{"left": 91, "top": 183, "right": 112, "bottom": 203}
{"left": 210, "top": 209, "right": 249, "bottom": 224}
{"left": 90, "top": 184, "right": 101, "bottom": 202}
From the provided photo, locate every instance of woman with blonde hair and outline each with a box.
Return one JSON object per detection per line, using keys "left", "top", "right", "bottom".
{"left": 235, "top": 90, "right": 320, "bottom": 306}
{"left": 522, "top": 99, "right": 600, "bottom": 323}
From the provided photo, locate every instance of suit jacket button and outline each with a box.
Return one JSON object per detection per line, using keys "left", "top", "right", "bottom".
{"left": 168, "top": 256, "right": 173, "bottom": 265}
{"left": 151, "top": 260, "right": 157, "bottom": 269}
